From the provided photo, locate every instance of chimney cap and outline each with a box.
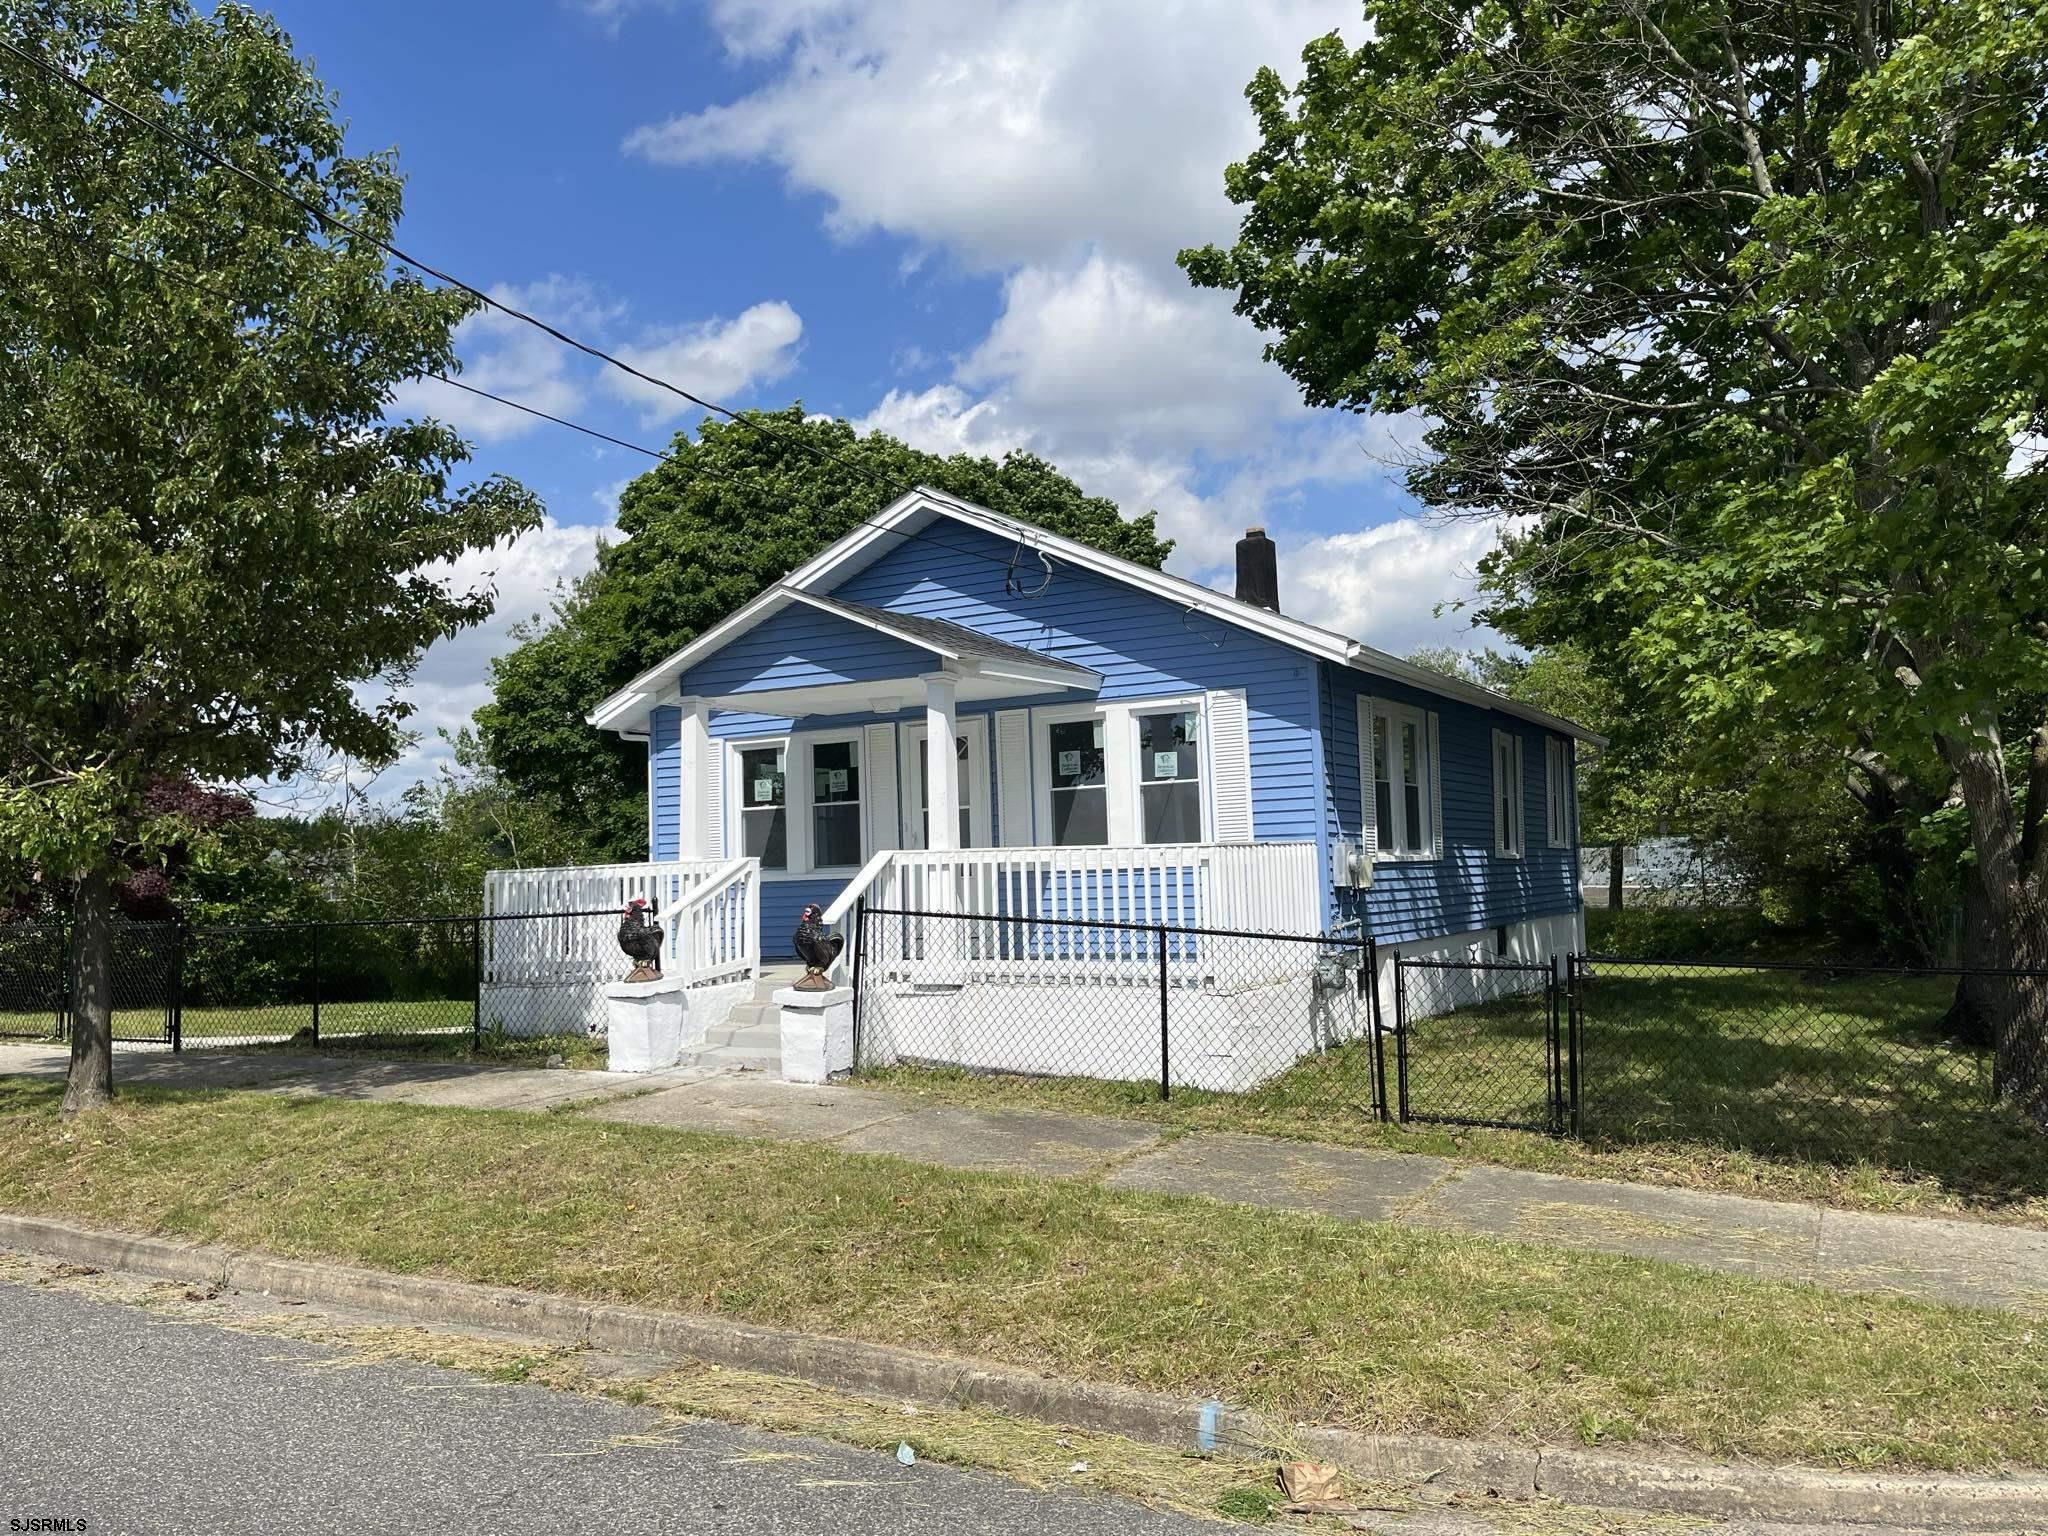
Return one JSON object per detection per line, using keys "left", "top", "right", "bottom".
{"left": 1244, "top": 525, "right": 1266, "bottom": 538}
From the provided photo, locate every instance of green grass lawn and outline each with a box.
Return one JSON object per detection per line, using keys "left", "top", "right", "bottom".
{"left": 0, "top": 1077, "right": 2042, "bottom": 1472}
{"left": 859, "top": 963, "right": 2048, "bottom": 1226}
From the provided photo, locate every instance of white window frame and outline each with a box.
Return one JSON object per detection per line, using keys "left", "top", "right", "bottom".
{"left": 900, "top": 715, "right": 992, "bottom": 850}
{"left": 1126, "top": 694, "right": 1210, "bottom": 847}
{"left": 728, "top": 734, "right": 792, "bottom": 874}
{"left": 803, "top": 728, "right": 867, "bottom": 876}
{"left": 724, "top": 730, "right": 871, "bottom": 878}
{"left": 1032, "top": 702, "right": 1119, "bottom": 850}
{"left": 1492, "top": 727, "right": 1526, "bottom": 859}
{"left": 1363, "top": 700, "right": 1436, "bottom": 861}
{"left": 1545, "top": 737, "right": 1570, "bottom": 848}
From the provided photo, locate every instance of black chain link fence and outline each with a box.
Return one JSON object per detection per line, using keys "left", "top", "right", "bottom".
{"left": 852, "top": 906, "right": 1377, "bottom": 1104}
{"left": 1571, "top": 954, "right": 2017, "bottom": 1174}
{"left": 0, "top": 910, "right": 625, "bottom": 1052}
{"left": 849, "top": 906, "right": 2040, "bottom": 1186}
{"left": 1393, "top": 956, "right": 1567, "bottom": 1133}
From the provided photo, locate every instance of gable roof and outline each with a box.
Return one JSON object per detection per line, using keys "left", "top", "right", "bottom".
{"left": 588, "top": 486, "right": 1605, "bottom": 745}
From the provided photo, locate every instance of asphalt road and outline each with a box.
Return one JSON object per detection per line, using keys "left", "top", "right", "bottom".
{"left": 0, "top": 1279, "right": 1213, "bottom": 1536}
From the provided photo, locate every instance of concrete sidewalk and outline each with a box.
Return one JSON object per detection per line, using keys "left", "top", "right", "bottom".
{"left": 6, "top": 1042, "right": 2045, "bottom": 1314}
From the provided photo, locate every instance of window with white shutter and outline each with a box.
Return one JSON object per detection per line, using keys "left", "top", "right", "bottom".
{"left": 1205, "top": 688, "right": 1253, "bottom": 843}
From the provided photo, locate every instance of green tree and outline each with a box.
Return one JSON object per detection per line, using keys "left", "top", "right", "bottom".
{"left": 478, "top": 410, "right": 1173, "bottom": 854}
{"left": 1184, "top": 0, "right": 2048, "bottom": 1114}
{"left": 0, "top": 1, "right": 541, "bottom": 1112}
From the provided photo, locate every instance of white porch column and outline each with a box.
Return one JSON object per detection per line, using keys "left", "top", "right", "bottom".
{"left": 923, "top": 673, "right": 960, "bottom": 853}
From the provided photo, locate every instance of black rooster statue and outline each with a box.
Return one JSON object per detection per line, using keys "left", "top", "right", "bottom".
{"left": 617, "top": 899, "right": 664, "bottom": 982}
{"left": 791, "top": 902, "right": 843, "bottom": 991}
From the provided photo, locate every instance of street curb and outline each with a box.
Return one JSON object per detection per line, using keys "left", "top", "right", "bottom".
{"left": 4, "top": 1212, "right": 2043, "bottom": 1530}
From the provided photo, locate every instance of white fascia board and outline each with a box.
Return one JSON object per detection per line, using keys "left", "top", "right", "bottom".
{"left": 588, "top": 484, "right": 1605, "bottom": 745}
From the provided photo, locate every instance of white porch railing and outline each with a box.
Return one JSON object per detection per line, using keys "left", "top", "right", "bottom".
{"left": 821, "top": 843, "right": 1323, "bottom": 987}
{"left": 663, "top": 856, "right": 761, "bottom": 993}
{"left": 482, "top": 858, "right": 730, "bottom": 992}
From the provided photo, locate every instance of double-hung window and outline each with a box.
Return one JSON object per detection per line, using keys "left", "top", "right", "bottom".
{"left": 1363, "top": 702, "right": 1434, "bottom": 857}
{"left": 1493, "top": 728, "right": 1525, "bottom": 858}
{"left": 810, "top": 737, "right": 863, "bottom": 869}
{"left": 1545, "top": 737, "right": 1570, "bottom": 848}
{"left": 738, "top": 744, "right": 787, "bottom": 871}
{"left": 1045, "top": 716, "right": 1107, "bottom": 846}
{"left": 1136, "top": 707, "right": 1202, "bottom": 844}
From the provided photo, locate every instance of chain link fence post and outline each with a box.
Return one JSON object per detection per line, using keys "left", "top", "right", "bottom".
{"left": 472, "top": 916, "right": 484, "bottom": 1051}
{"left": 169, "top": 916, "right": 185, "bottom": 1054}
{"left": 309, "top": 921, "right": 321, "bottom": 1046}
{"left": 1156, "top": 923, "right": 1170, "bottom": 1101}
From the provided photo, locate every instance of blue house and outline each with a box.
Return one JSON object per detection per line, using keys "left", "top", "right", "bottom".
{"left": 584, "top": 487, "right": 1598, "bottom": 1002}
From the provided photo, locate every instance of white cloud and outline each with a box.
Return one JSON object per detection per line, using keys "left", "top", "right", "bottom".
{"left": 602, "top": 300, "right": 805, "bottom": 425}
{"left": 1281, "top": 516, "right": 1507, "bottom": 656}
{"left": 389, "top": 276, "right": 621, "bottom": 443}
{"left": 626, "top": 1, "right": 1356, "bottom": 271}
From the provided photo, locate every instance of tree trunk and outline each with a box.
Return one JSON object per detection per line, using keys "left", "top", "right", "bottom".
{"left": 1942, "top": 862, "right": 2000, "bottom": 1048}
{"left": 1944, "top": 732, "right": 2048, "bottom": 1125}
{"left": 60, "top": 867, "right": 115, "bottom": 1117}
{"left": 1607, "top": 839, "right": 1625, "bottom": 911}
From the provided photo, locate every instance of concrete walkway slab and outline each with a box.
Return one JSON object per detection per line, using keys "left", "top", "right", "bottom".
{"left": 1815, "top": 1206, "right": 2048, "bottom": 1312}
{"left": 1407, "top": 1165, "right": 1824, "bottom": 1282}
{"left": 587, "top": 1074, "right": 909, "bottom": 1142}
{"left": 1106, "top": 1132, "right": 1450, "bottom": 1222}
{"left": 834, "top": 1104, "right": 1162, "bottom": 1177}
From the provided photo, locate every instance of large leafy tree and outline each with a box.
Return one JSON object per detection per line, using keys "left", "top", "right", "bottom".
{"left": 0, "top": 1, "right": 541, "bottom": 1112}
{"left": 1183, "top": 0, "right": 2048, "bottom": 1115}
{"left": 478, "top": 410, "right": 1173, "bottom": 855}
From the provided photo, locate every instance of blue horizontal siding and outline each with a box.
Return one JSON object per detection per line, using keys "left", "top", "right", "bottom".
{"left": 1324, "top": 663, "right": 1580, "bottom": 944}
{"left": 832, "top": 523, "right": 1322, "bottom": 847}
{"left": 679, "top": 603, "right": 935, "bottom": 698}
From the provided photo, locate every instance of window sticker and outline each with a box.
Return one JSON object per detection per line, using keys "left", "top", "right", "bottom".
{"left": 1153, "top": 750, "right": 1180, "bottom": 779}
{"left": 829, "top": 768, "right": 849, "bottom": 794}
{"left": 752, "top": 778, "right": 775, "bottom": 803}
{"left": 1058, "top": 749, "right": 1082, "bottom": 777}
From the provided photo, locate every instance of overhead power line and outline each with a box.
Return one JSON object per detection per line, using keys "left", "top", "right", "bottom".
{"left": 45, "top": 221, "right": 1050, "bottom": 580}
{"left": 0, "top": 32, "right": 1052, "bottom": 560}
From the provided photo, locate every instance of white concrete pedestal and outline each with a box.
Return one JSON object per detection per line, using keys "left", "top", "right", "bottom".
{"left": 604, "top": 977, "right": 686, "bottom": 1073}
{"left": 777, "top": 985, "right": 854, "bottom": 1083}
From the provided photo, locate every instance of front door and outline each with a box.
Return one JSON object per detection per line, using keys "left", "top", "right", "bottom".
{"left": 900, "top": 717, "right": 990, "bottom": 849}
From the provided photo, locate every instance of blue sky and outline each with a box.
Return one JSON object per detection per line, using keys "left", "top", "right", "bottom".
{"left": 251, "top": 0, "right": 1500, "bottom": 804}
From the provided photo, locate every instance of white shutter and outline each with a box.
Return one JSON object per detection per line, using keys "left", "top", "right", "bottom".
{"left": 701, "top": 738, "right": 726, "bottom": 859}
{"left": 863, "top": 722, "right": 899, "bottom": 853}
{"left": 995, "top": 708, "right": 1033, "bottom": 847}
{"left": 1103, "top": 704, "right": 1138, "bottom": 844}
{"left": 1428, "top": 711, "right": 1443, "bottom": 859}
{"left": 1356, "top": 695, "right": 1377, "bottom": 856}
{"left": 1516, "top": 735, "right": 1527, "bottom": 854}
{"left": 1207, "top": 687, "right": 1253, "bottom": 843}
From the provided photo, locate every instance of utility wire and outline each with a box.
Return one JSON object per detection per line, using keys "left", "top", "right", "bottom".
{"left": 0, "top": 31, "right": 1056, "bottom": 561}
{"left": 46, "top": 220, "right": 1046, "bottom": 578}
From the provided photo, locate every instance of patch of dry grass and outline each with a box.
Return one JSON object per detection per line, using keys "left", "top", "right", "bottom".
{"left": 0, "top": 1078, "right": 2041, "bottom": 1474}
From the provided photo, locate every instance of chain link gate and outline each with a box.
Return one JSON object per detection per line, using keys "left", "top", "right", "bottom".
{"left": 1392, "top": 955, "right": 1573, "bottom": 1133}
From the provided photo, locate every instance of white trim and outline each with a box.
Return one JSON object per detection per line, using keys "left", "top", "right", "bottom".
{"left": 727, "top": 735, "right": 790, "bottom": 874}
{"left": 1363, "top": 699, "right": 1439, "bottom": 862}
{"left": 901, "top": 715, "right": 991, "bottom": 850}
{"left": 1126, "top": 694, "right": 1213, "bottom": 846}
{"left": 1032, "top": 701, "right": 1118, "bottom": 849}
{"left": 587, "top": 487, "right": 1605, "bottom": 745}
{"left": 1545, "top": 736, "right": 1570, "bottom": 848}
{"left": 801, "top": 727, "right": 867, "bottom": 877}
{"left": 1492, "top": 728, "right": 1526, "bottom": 859}
{"left": 645, "top": 738, "right": 658, "bottom": 860}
